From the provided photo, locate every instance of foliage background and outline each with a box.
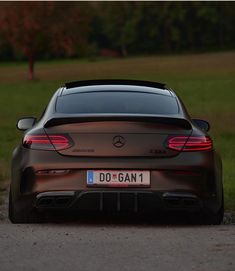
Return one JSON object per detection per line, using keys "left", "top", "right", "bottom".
{"left": 0, "top": 2, "right": 235, "bottom": 61}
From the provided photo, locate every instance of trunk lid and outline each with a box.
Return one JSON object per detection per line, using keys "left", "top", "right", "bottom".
{"left": 44, "top": 115, "right": 192, "bottom": 157}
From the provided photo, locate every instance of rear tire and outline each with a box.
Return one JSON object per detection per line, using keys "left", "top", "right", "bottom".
{"left": 8, "top": 189, "right": 44, "bottom": 224}
{"left": 202, "top": 193, "right": 224, "bottom": 225}
{"left": 202, "top": 205, "right": 224, "bottom": 225}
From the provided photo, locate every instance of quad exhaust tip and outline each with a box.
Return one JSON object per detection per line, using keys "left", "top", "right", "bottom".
{"left": 36, "top": 191, "right": 75, "bottom": 208}
{"left": 162, "top": 192, "right": 200, "bottom": 208}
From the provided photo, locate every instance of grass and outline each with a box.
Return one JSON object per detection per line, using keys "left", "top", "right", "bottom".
{"left": 0, "top": 51, "right": 234, "bottom": 210}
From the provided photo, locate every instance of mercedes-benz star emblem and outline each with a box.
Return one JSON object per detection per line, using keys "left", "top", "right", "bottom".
{"left": 113, "top": 135, "right": 126, "bottom": 148}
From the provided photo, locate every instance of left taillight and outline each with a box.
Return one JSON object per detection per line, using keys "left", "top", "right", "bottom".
{"left": 167, "top": 135, "right": 213, "bottom": 151}
{"left": 23, "top": 134, "right": 72, "bottom": 151}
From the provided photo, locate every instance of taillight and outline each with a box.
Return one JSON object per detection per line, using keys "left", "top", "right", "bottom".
{"left": 23, "top": 134, "right": 72, "bottom": 150}
{"left": 167, "top": 136, "right": 213, "bottom": 151}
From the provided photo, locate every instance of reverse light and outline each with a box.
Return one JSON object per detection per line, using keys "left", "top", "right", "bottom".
{"left": 167, "top": 136, "right": 213, "bottom": 151}
{"left": 23, "top": 134, "right": 72, "bottom": 150}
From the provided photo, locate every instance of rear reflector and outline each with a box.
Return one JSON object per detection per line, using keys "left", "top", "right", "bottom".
{"left": 167, "top": 136, "right": 213, "bottom": 151}
{"left": 23, "top": 134, "right": 72, "bottom": 150}
{"left": 36, "top": 169, "right": 70, "bottom": 175}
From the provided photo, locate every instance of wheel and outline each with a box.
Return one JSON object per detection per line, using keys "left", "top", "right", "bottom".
{"left": 202, "top": 193, "right": 224, "bottom": 225}
{"left": 8, "top": 189, "right": 44, "bottom": 224}
{"left": 202, "top": 204, "right": 224, "bottom": 225}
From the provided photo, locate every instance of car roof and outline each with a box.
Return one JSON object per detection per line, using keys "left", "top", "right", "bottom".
{"left": 61, "top": 79, "right": 173, "bottom": 97}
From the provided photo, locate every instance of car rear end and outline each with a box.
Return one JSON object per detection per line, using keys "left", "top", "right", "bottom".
{"left": 11, "top": 81, "right": 223, "bottom": 223}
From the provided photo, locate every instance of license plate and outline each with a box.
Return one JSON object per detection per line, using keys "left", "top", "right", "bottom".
{"left": 87, "top": 170, "right": 150, "bottom": 187}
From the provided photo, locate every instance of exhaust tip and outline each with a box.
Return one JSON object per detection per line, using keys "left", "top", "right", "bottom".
{"left": 54, "top": 196, "right": 72, "bottom": 207}
{"left": 162, "top": 192, "right": 200, "bottom": 208}
{"left": 36, "top": 193, "right": 74, "bottom": 208}
{"left": 37, "top": 197, "right": 54, "bottom": 207}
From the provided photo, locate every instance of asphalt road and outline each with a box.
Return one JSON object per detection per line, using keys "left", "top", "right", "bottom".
{"left": 0, "top": 193, "right": 235, "bottom": 271}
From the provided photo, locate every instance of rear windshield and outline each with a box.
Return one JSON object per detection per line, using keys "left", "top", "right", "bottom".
{"left": 56, "top": 92, "right": 179, "bottom": 115}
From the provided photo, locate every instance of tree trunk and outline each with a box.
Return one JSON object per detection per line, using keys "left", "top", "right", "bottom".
{"left": 121, "top": 43, "right": 128, "bottom": 57}
{"left": 164, "top": 20, "right": 171, "bottom": 52}
{"left": 28, "top": 53, "right": 34, "bottom": 80}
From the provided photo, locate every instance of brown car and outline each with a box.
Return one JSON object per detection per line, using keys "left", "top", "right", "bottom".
{"left": 9, "top": 79, "right": 224, "bottom": 224}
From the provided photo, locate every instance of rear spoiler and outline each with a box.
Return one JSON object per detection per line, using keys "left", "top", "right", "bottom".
{"left": 65, "top": 79, "right": 166, "bottom": 90}
{"left": 44, "top": 114, "right": 192, "bottom": 129}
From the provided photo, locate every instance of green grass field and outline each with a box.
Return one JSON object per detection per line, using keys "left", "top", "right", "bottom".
{"left": 0, "top": 51, "right": 234, "bottom": 210}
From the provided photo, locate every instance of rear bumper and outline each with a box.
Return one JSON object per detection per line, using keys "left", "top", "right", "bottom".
{"left": 11, "top": 147, "right": 223, "bottom": 214}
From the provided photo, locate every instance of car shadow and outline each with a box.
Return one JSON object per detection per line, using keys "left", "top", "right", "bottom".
{"left": 42, "top": 211, "right": 205, "bottom": 227}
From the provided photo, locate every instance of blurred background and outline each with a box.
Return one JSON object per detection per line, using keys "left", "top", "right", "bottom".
{"left": 0, "top": 1, "right": 234, "bottom": 211}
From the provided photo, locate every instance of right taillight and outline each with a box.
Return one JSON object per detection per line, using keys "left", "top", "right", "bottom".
{"left": 23, "top": 134, "right": 72, "bottom": 151}
{"left": 167, "top": 136, "right": 213, "bottom": 151}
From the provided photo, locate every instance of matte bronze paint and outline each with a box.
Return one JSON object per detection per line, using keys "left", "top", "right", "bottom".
{"left": 10, "top": 81, "right": 223, "bottom": 221}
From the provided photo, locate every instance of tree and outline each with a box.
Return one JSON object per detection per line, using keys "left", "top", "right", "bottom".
{"left": 95, "top": 2, "right": 139, "bottom": 56}
{"left": 0, "top": 2, "right": 90, "bottom": 80}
